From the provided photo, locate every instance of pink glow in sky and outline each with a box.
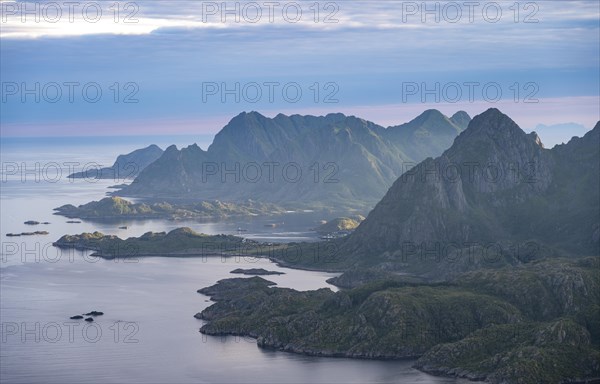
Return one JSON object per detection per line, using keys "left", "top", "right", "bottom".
{"left": 2, "top": 96, "right": 598, "bottom": 138}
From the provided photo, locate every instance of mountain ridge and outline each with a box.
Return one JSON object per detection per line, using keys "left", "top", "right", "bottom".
{"left": 117, "top": 110, "right": 470, "bottom": 210}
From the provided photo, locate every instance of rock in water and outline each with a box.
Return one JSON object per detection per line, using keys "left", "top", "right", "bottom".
{"left": 84, "top": 311, "right": 104, "bottom": 316}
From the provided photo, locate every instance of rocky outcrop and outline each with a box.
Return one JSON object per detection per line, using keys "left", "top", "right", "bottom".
{"left": 84, "top": 311, "right": 104, "bottom": 316}
{"left": 315, "top": 215, "right": 365, "bottom": 234}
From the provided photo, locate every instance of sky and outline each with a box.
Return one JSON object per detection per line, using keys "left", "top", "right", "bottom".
{"left": 1, "top": 0, "right": 599, "bottom": 138}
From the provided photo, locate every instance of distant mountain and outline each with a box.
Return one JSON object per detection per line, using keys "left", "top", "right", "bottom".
{"left": 117, "top": 111, "right": 469, "bottom": 209}
{"left": 532, "top": 122, "right": 590, "bottom": 148}
{"left": 68, "top": 144, "right": 163, "bottom": 179}
{"left": 386, "top": 109, "right": 466, "bottom": 162}
{"left": 449, "top": 111, "right": 472, "bottom": 130}
{"left": 335, "top": 109, "right": 599, "bottom": 275}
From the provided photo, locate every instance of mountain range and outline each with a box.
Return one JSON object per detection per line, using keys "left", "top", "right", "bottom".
{"left": 116, "top": 110, "right": 470, "bottom": 209}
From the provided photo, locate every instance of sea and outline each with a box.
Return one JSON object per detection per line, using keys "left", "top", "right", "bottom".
{"left": 0, "top": 136, "right": 471, "bottom": 383}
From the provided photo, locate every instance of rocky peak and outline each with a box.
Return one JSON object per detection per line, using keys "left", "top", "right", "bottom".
{"left": 458, "top": 108, "right": 525, "bottom": 140}
{"left": 414, "top": 109, "right": 449, "bottom": 127}
{"left": 221, "top": 111, "right": 268, "bottom": 132}
{"left": 164, "top": 144, "right": 179, "bottom": 153}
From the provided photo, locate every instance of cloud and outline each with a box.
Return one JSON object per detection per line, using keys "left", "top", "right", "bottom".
{"left": 1, "top": 1, "right": 598, "bottom": 136}
{"left": 2, "top": 96, "right": 598, "bottom": 138}
{"left": 1, "top": 0, "right": 598, "bottom": 39}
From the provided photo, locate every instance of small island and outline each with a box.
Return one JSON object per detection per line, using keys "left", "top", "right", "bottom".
{"left": 53, "top": 227, "right": 282, "bottom": 259}
{"left": 70, "top": 311, "right": 103, "bottom": 320}
{"left": 54, "top": 196, "right": 286, "bottom": 221}
{"left": 6, "top": 231, "right": 49, "bottom": 237}
{"left": 230, "top": 268, "right": 285, "bottom": 276}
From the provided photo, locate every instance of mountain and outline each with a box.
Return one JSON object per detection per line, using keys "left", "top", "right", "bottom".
{"left": 68, "top": 144, "right": 163, "bottom": 179}
{"left": 386, "top": 109, "right": 466, "bottom": 162}
{"left": 117, "top": 111, "right": 469, "bottom": 209}
{"left": 334, "top": 108, "right": 599, "bottom": 275}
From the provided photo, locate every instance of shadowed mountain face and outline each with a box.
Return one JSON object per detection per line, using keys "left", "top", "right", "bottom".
{"left": 340, "top": 109, "right": 599, "bottom": 271}
{"left": 117, "top": 111, "right": 469, "bottom": 209}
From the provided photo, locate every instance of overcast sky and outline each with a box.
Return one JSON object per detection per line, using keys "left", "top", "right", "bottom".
{"left": 1, "top": 0, "right": 598, "bottom": 137}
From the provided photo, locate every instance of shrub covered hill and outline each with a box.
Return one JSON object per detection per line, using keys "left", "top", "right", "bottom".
{"left": 116, "top": 110, "right": 470, "bottom": 210}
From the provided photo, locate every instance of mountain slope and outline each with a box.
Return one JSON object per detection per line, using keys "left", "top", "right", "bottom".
{"left": 338, "top": 109, "right": 599, "bottom": 274}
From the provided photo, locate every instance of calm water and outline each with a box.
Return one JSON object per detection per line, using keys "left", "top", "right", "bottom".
{"left": 1, "top": 138, "right": 469, "bottom": 383}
